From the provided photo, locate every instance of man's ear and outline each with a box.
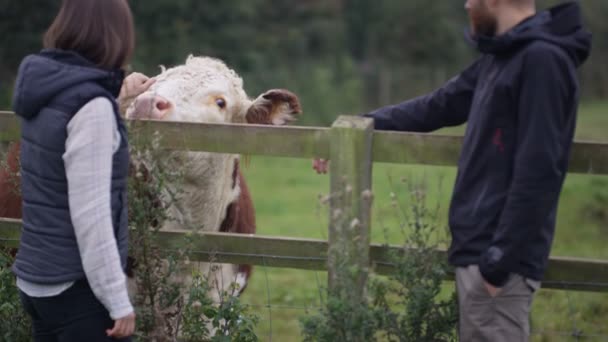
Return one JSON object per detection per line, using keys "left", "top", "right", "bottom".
{"left": 245, "top": 89, "right": 302, "bottom": 125}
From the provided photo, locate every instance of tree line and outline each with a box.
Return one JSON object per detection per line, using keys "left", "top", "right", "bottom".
{"left": 1, "top": 0, "right": 606, "bottom": 124}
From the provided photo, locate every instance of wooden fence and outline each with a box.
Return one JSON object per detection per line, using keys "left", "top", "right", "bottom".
{"left": 2, "top": 110, "right": 608, "bottom": 300}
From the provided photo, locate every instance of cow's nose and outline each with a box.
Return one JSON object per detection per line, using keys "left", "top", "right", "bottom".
{"left": 129, "top": 94, "right": 172, "bottom": 119}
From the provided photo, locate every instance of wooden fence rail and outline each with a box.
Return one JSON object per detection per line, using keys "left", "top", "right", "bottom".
{"left": 2, "top": 218, "right": 608, "bottom": 292}
{"left": 2, "top": 111, "right": 608, "bottom": 173}
{"left": 2, "top": 107, "right": 608, "bottom": 336}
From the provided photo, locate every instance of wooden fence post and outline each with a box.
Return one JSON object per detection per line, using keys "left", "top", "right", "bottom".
{"left": 327, "top": 115, "right": 374, "bottom": 305}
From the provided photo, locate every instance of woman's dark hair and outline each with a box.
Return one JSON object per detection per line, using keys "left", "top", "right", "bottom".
{"left": 43, "top": 0, "right": 135, "bottom": 70}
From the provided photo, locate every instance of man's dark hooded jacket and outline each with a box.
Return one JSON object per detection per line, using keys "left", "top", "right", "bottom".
{"left": 365, "top": 2, "right": 592, "bottom": 287}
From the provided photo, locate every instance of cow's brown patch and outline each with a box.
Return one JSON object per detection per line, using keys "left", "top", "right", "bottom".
{"left": 219, "top": 160, "right": 256, "bottom": 289}
{"left": 220, "top": 160, "right": 255, "bottom": 236}
{"left": 231, "top": 159, "right": 239, "bottom": 189}
{"left": 0, "top": 142, "right": 22, "bottom": 219}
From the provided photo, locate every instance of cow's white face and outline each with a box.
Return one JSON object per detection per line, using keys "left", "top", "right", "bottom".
{"left": 126, "top": 56, "right": 301, "bottom": 125}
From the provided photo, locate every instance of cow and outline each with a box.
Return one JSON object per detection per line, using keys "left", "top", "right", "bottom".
{"left": 0, "top": 55, "right": 302, "bottom": 302}
{"left": 0, "top": 142, "right": 20, "bottom": 221}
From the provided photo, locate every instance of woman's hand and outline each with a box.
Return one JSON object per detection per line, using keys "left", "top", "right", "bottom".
{"left": 118, "top": 72, "right": 156, "bottom": 115}
{"left": 106, "top": 311, "right": 136, "bottom": 338}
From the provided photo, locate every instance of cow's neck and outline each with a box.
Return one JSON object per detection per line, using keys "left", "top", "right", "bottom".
{"left": 164, "top": 152, "right": 240, "bottom": 233}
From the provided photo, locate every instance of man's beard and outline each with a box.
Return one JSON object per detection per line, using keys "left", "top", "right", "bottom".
{"left": 469, "top": 3, "right": 497, "bottom": 37}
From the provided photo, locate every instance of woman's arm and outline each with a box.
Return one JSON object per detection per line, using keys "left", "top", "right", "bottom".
{"left": 63, "top": 97, "right": 133, "bottom": 320}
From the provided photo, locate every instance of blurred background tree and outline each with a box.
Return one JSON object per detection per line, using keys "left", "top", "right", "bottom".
{"left": 1, "top": 0, "right": 606, "bottom": 125}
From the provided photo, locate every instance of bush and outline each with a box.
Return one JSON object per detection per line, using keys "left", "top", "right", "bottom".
{"left": 0, "top": 249, "right": 31, "bottom": 342}
{"left": 127, "top": 127, "right": 259, "bottom": 341}
{"left": 0, "top": 123, "right": 260, "bottom": 341}
{"left": 584, "top": 178, "right": 608, "bottom": 227}
{"left": 182, "top": 272, "right": 258, "bottom": 342}
{"left": 0, "top": 144, "right": 31, "bottom": 342}
{"left": 301, "top": 177, "right": 458, "bottom": 341}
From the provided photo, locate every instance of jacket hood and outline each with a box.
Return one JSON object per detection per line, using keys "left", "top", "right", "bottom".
{"left": 12, "top": 49, "right": 124, "bottom": 119}
{"left": 467, "top": 2, "right": 592, "bottom": 66}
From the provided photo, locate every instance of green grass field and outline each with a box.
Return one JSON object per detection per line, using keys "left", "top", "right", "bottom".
{"left": 237, "top": 101, "right": 608, "bottom": 341}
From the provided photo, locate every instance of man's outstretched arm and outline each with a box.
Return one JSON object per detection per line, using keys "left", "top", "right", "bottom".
{"left": 363, "top": 58, "right": 482, "bottom": 132}
{"left": 313, "top": 58, "right": 482, "bottom": 174}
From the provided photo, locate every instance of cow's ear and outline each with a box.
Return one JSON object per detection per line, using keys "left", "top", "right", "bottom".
{"left": 245, "top": 89, "right": 301, "bottom": 125}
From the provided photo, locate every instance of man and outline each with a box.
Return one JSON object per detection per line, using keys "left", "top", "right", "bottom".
{"left": 314, "top": 1, "right": 591, "bottom": 341}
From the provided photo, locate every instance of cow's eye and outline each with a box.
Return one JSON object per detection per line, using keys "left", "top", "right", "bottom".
{"left": 216, "top": 98, "right": 227, "bottom": 109}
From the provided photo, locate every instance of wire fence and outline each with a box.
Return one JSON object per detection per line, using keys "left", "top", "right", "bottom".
{"left": 3, "top": 232, "right": 608, "bottom": 341}
{"left": 4, "top": 234, "right": 608, "bottom": 341}
{"left": 243, "top": 264, "right": 608, "bottom": 342}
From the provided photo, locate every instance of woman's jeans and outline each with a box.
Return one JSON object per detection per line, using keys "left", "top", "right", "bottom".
{"left": 19, "top": 279, "right": 132, "bottom": 342}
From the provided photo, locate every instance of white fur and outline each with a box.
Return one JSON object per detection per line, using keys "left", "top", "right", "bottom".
{"left": 127, "top": 57, "right": 255, "bottom": 303}
{"left": 135, "top": 56, "right": 252, "bottom": 124}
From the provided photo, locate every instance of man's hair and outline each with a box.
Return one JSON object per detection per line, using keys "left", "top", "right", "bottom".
{"left": 44, "top": 0, "right": 135, "bottom": 70}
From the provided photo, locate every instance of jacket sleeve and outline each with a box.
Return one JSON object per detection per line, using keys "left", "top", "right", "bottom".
{"left": 363, "top": 58, "right": 482, "bottom": 132}
{"left": 479, "top": 47, "right": 575, "bottom": 287}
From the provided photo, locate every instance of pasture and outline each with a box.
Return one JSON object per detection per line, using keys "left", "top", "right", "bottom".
{"left": 239, "top": 101, "right": 608, "bottom": 341}
{"left": 1, "top": 101, "right": 606, "bottom": 341}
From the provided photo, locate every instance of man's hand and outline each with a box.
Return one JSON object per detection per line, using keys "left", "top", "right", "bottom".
{"left": 106, "top": 312, "right": 136, "bottom": 338}
{"left": 313, "top": 158, "right": 329, "bottom": 174}
{"left": 484, "top": 281, "right": 501, "bottom": 297}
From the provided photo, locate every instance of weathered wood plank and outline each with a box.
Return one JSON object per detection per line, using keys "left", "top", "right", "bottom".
{"left": 3, "top": 111, "right": 607, "bottom": 174}
{"left": 328, "top": 116, "right": 374, "bottom": 309}
{"left": 0, "top": 218, "right": 21, "bottom": 249}
{"left": 1, "top": 219, "right": 608, "bottom": 292}
{"left": 0, "top": 112, "right": 330, "bottom": 159}
{"left": 373, "top": 130, "right": 608, "bottom": 175}
{"left": 568, "top": 140, "right": 608, "bottom": 175}
{"left": 156, "top": 229, "right": 328, "bottom": 271}
{"left": 127, "top": 119, "right": 331, "bottom": 159}
{"left": 0, "top": 219, "right": 330, "bottom": 270}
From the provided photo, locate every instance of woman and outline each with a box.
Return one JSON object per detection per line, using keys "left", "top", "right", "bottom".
{"left": 11, "top": 0, "right": 153, "bottom": 340}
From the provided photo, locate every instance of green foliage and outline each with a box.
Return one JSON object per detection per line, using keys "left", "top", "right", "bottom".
{"left": 2, "top": 1, "right": 607, "bottom": 113}
{"left": 300, "top": 177, "right": 458, "bottom": 341}
{"left": 0, "top": 249, "right": 31, "bottom": 342}
{"left": 0, "top": 148, "right": 30, "bottom": 342}
{"left": 347, "top": 0, "right": 468, "bottom": 67}
{"left": 0, "top": 0, "right": 58, "bottom": 109}
{"left": 300, "top": 294, "right": 377, "bottom": 342}
{"left": 254, "top": 58, "right": 365, "bottom": 126}
{"left": 583, "top": 178, "right": 608, "bottom": 227}
{"left": 182, "top": 273, "right": 259, "bottom": 342}
{"left": 0, "top": 0, "right": 58, "bottom": 73}
{"left": 127, "top": 129, "right": 186, "bottom": 339}
{"left": 0, "top": 118, "right": 261, "bottom": 341}
{"left": 181, "top": 274, "right": 214, "bottom": 340}
{"left": 127, "top": 127, "right": 259, "bottom": 340}
{"left": 371, "top": 178, "right": 458, "bottom": 342}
